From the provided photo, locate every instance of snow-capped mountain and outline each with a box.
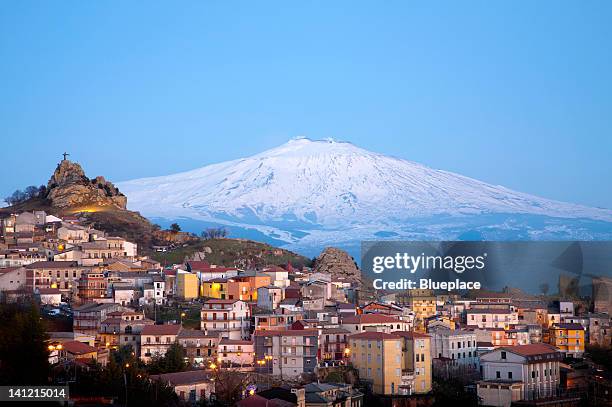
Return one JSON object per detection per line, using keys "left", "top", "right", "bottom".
{"left": 118, "top": 138, "right": 612, "bottom": 255}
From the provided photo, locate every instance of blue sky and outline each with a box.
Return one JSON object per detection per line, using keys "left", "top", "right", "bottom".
{"left": 1, "top": 1, "right": 611, "bottom": 208}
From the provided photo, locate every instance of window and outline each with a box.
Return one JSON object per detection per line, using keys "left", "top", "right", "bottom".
{"left": 501, "top": 351, "right": 506, "bottom": 360}
{"left": 496, "top": 371, "right": 501, "bottom": 379}
{"left": 508, "top": 372, "right": 512, "bottom": 379}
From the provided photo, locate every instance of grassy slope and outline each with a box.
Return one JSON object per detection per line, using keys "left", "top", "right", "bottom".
{"left": 151, "top": 237, "right": 313, "bottom": 269}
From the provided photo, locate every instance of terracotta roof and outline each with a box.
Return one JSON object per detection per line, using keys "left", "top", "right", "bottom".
{"left": 62, "top": 340, "right": 97, "bottom": 355}
{"left": 141, "top": 324, "right": 181, "bottom": 336}
{"left": 26, "top": 261, "right": 79, "bottom": 269}
{"left": 341, "top": 314, "right": 401, "bottom": 324}
{"left": 499, "top": 343, "right": 560, "bottom": 357}
{"left": 150, "top": 369, "right": 212, "bottom": 386}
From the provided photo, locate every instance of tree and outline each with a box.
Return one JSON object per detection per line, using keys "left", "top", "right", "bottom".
{"left": 539, "top": 283, "right": 550, "bottom": 296}
{"left": 0, "top": 300, "right": 50, "bottom": 385}
{"left": 24, "top": 185, "right": 40, "bottom": 199}
{"left": 5, "top": 189, "right": 27, "bottom": 206}
{"left": 201, "top": 227, "right": 228, "bottom": 239}
{"left": 170, "top": 223, "right": 181, "bottom": 233}
{"left": 212, "top": 369, "right": 253, "bottom": 405}
{"left": 146, "top": 342, "right": 187, "bottom": 374}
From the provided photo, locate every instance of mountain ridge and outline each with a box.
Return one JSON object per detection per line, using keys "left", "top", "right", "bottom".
{"left": 118, "top": 138, "right": 612, "bottom": 253}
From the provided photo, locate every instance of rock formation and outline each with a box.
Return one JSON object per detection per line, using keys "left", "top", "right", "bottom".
{"left": 313, "top": 247, "right": 378, "bottom": 303}
{"left": 45, "top": 159, "right": 127, "bottom": 209}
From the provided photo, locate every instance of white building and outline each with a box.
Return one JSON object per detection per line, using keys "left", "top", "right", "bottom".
{"left": 466, "top": 309, "right": 519, "bottom": 329}
{"left": 477, "top": 344, "right": 562, "bottom": 407}
{"left": 200, "top": 299, "right": 250, "bottom": 340}
{"left": 217, "top": 338, "right": 254, "bottom": 366}
{"left": 429, "top": 326, "right": 478, "bottom": 368}
{"left": 140, "top": 324, "right": 182, "bottom": 363}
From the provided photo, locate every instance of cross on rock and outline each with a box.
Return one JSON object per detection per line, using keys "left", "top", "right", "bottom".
{"left": 62, "top": 152, "right": 70, "bottom": 161}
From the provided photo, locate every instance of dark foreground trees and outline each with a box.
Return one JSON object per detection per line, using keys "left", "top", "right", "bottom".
{"left": 0, "top": 300, "right": 50, "bottom": 385}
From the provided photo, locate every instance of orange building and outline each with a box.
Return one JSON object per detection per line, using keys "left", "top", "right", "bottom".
{"left": 549, "top": 323, "right": 585, "bottom": 357}
{"left": 227, "top": 273, "right": 271, "bottom": 301}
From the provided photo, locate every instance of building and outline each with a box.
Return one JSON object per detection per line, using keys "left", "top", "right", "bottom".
{"left": 60, "top": 340, "right": 109, "bottom": 366}
{"left": 218, "top": 338, "right": 254, "bottom": 366}
{"left": 477, "top": 343, "right": 562, "bottom": 406}
{"left": 177, "top": 329, "right": 219, "bottom": 367}
{"left": 201, "top": 299, "right": 250, "bottom": 340}
{"left": 466, "top": 309, "right": 519, "bottom": 330}
{"left": 227, "top": 272, "right": 271, "bottom": 301}
{"left": 340, "top": 314, "right": 411, "bottom": 335}
{"left": 429, "top": 326, "right": 478, "bottom": 369}
{"left": 150, "top": 370, "right": 214, "bottom": 404}
{"left": 98, "top": 310, "right": 154, "bottom": 354}
{"left": 318, "top": 327, "right": 351, "bottom": 363}
{"left": 253, "top": 329, "right": 319, "bottom": 379}
{"left": 257, "top": 285, "right": 283, "bottom": 310}
{"left": 348, "top": 331, "right": 432, "bottom": 396}
{"left": 0, "top": 266, "right": 27, "bottom": 292}
{"left": 25, "top": 261, "right": 87, "bottom": 299}
{"left": 37, "top": 287, "right": 62, "bottom": 305}
{"left": 140, "top": 324, "right": 182, "bottom": 363}
{"left": 254, "top": 311, "right": 304, "bottom": 331}
{"left": 303, "top": 382, "right": 364, "bottom": 407}
{"left": 77, "top": 270, "right": 108, "bottom": 302}
{"left": 200, "top": 278, "right": 228, "bottom": 299}
{"left": 176, "top": 271, "right": 199, "bottom": 300}
{"left": 549, "top": 323, "right": 585, "bottom": 357}
{"left": 73, "top": 302, "right": 124, "bottom": 336}
{"left": 396, "top": 289, "right": 437, "bottom": 330}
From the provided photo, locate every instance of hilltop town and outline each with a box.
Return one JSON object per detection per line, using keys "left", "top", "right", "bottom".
{"left": 0, "top": 158, "right": 611, "bottom": 407}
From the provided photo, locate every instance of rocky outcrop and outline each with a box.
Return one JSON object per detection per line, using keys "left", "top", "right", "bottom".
{"left": 313, "top": 247, "right": 361, "bottom": 283}
{"left": 313, "top": 247, "right": 378, "bottom": 303}
{"left": 46, "top": 159, "right": 127, "bottom": 209}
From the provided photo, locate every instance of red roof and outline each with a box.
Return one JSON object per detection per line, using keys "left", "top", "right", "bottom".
{"left": 500, "top": 343, "right": 559, "bottom": 357}
{"left": 141, "top": 324, "right": 182, "bottom": 336}
{"left": 342, "top": 314, "right": 401, "bottom": 324}
{"left": 62, "top": 340, "right": 97, "bottom": 355}
{"left": 26, "top": 261, "right": 79, "bottom": 269}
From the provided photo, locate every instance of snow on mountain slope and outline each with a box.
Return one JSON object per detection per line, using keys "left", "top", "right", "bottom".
{"left": 118, "top": 138, "right": 612, "bottom": 250}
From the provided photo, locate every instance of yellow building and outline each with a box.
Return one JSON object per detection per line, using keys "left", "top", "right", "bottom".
{"left": 176, "top": 272, "right": 199, "bottom": 300}
{"left": 397, "top": 290, "right": 437, "bottom": 331}
{"left": 201, "top": 278, "right": 228, "bottom": 299}
{"left": 549, "top": 323, "right": 585, "bottom": 357}
{"left": 349, "top": 331, "right": 432, "bottom": 396}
